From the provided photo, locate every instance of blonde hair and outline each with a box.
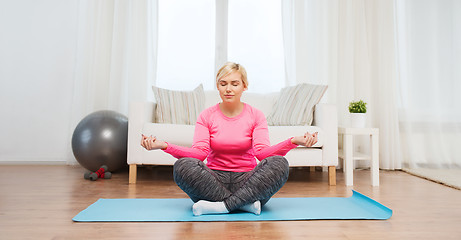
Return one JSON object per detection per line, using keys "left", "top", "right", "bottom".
{"left": 216, "top": 62, "right": 248, "bottom": 88}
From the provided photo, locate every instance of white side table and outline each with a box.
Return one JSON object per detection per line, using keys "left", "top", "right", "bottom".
{"left": 338, "top": 127, "right": 380, "bottom": 186}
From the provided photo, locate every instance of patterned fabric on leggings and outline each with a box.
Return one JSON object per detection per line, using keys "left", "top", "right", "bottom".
{"left": 173, "top": 156, "right": 289, "bottom": 211}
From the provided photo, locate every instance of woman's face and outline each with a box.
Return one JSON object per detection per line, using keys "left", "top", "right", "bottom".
{"left": 217, "top": 71, "right": 247, "bottom": 104}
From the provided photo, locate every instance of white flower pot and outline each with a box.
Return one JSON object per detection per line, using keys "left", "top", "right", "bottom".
{"left": 350, "top": 113, "right": 366, "bottom": 128}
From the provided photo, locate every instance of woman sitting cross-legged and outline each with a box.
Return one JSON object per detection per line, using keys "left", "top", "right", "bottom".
{"left": 140, "top": 62, "right": 318, "bottom": 216}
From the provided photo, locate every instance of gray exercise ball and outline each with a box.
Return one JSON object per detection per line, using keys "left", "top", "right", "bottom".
{"left": 71, "top": 110, "right": 128, "bottom": 172}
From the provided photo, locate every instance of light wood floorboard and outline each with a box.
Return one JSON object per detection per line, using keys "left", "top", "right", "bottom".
{"left": 1, "top": 165, "right": 460, "bottom": 240}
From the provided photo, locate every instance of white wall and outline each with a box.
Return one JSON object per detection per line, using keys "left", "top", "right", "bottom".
{"left": 0, "top": 0, "right": 78, "bottom": 163}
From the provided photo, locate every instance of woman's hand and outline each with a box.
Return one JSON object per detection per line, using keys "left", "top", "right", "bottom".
{"left": 140, "top": 134, "right": 168, "bottom": 151}
{"left": 291, "top": 132, "right": 318, "bottom": 147}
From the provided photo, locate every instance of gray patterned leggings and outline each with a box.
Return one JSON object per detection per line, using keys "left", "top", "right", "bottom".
{"left": 173, "top": 156, "right": 289, "bottom": 212}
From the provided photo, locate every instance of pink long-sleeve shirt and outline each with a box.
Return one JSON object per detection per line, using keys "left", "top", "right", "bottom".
{"left": 163, "top": 103, "right": 298, "bottom": 172}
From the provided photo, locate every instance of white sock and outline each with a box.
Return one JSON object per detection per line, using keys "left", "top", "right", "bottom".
{"left": 192, "top": 200, "right": 229, "bottom": 216}
{"left": 239, "top": 201, "right": 261, "bottom": 215}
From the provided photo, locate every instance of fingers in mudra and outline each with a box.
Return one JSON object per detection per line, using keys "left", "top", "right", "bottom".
{"left": 141, "top": 134, "right": 157, "bottom": 150}
{"left": 303, "top": 132, "right": 318, "bottom": 147}
{"left": 140, "top": 134, "right": 146, "bottom": 149}
{"left": 149, "top": 136, "right": 158, "bottom": 150}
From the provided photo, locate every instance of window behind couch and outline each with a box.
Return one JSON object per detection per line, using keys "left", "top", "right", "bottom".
{"left": 156, "top": 0, "right": 285, "bottom": 93}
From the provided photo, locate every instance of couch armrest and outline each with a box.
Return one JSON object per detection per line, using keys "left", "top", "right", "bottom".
{"left": 127, "top": 101, "right": 156, "bottom": 165}
{"left": 313, "top": 104, "right": 338, "bottom": 166}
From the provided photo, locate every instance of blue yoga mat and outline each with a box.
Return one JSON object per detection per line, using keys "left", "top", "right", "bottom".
{"left": 72, "top": 190, "right": 392, "bottom": 222}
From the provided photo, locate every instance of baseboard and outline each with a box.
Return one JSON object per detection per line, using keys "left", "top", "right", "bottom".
{"left": 0, "top": 156, "right": 70, "bottom": 165}
{"left": 0, "top": 161, "right": 68, "bottom": 165}
{"left": 0, "top": 154, "right": 77, "bottom": 164}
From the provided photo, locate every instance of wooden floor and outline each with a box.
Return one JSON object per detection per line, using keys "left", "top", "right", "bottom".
{"left": 1, "top": 165, "right": 461, "bottom": 240}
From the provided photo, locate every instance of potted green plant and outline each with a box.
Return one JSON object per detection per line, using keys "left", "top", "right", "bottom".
{"left": 348, "top": 100, "right": 367, "bottom": 128}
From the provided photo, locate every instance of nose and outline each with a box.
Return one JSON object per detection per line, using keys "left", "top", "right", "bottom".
{"left": 225, "top": 85, "right": 231, "bottom": 92}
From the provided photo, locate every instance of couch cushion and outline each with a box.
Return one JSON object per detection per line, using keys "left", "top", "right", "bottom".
{"left": 268, "top": 126, "right": 323, "bottom": 148}
{"left": 152, "top": 84, "right": 205, "bottom": 125}
{"left": 142, "top": 123, "right": 195, "bottom": 147}
{"left": 241, "top": 92, "right": 279, "bottom": 117}
{"left": 267, "top": 83, "right": 327, "bottom": 126}
{"left": 204, "top": 91, "right": 279, "bottom": 117}
{"left": 285, "top": 148, "right": 323, "bottom": 166}
{"left": 204, "top": 90, "right": 221, "bottom": 109}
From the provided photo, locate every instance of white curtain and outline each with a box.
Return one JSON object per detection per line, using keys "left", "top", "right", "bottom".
{"left": 68, "top": 0, "right": 158, "bottom": 164}
{"left": 282, "top": 0, "right": 402, "bottom": 170}
{"left": 156, "top": 0, "right": 216, "bottom": 91}
{"left": 395, "top": 0, "right": 461, "bottom": 169}
{"left": 227, "top": 0, "right": 286, "bottom": 93}
{"left": 155, "top": 0, "right": 285, "bottom": 93}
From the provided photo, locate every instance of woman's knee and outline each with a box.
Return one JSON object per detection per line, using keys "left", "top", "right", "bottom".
{"left": 173, "top": 157, "right": 201, "bottom": 183}
{"left": 173, "top": 157, "right": 200, "bottom": 171}
{"left": 264, "top": 156, "right": 289, "bottom": 172}
{"left": 255, "top": 156, "right": 290, "bottom": 184}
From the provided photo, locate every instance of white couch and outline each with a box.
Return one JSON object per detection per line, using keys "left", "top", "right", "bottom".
{"left": 127, "top": 91, "right": 338, "bottom": 185}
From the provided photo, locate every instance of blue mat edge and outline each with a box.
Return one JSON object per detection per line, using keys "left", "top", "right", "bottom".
{"left": 72, "top": 190, "right": 393, "bottom": 222}
{"left": 351, "top": 190, "right": 393, "bottom": 219}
